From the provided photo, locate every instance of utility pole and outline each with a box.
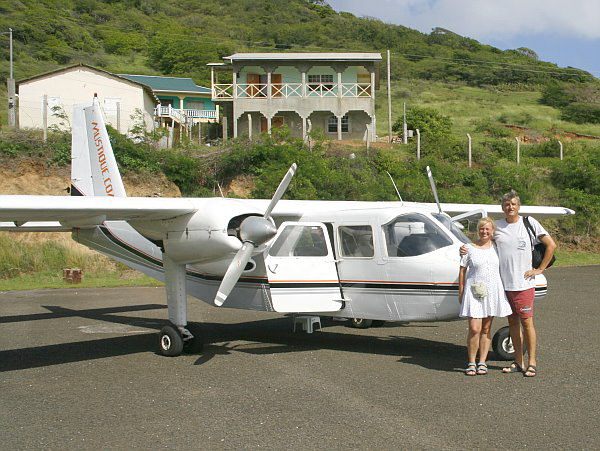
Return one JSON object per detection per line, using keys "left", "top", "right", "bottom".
{"left": 387, "top": 49, "right": 392, "bottom": 143}
{"left": 7, "top": 28, "right": 16, "bottom": 128}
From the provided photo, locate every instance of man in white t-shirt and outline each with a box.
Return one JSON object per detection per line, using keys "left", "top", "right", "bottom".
{"left": 461, "top": 190, "right": 556, "bottom": 377}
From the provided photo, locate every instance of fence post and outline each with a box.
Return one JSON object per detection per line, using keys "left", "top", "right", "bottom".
{"left": 515, "top": 137, "right": 520, "bottom": 165}
{"left": 42, "top": 94, "right": 48, "bottom": 143}
{"left": 416, "top": 128, "right": 420, "bottom": 160}
{"left": 467, "top": 133, "right": 472, "bottom": 168}
{"left": 559, "top": 140, "right": 563, "bottom": 161}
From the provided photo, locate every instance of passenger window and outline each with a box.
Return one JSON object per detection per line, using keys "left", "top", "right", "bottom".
{"left": 339, "top": 225, "right": 374, "bottom": 258}
{"left": 269, "top": 225, "right": 328, "bottom": 257}
{"left": 383, "top": 213, "right": 453, "bottom": 257}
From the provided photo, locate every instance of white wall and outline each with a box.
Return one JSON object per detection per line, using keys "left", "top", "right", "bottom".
{"left": 18, "top": 67, "right": 156, "bottom": 134}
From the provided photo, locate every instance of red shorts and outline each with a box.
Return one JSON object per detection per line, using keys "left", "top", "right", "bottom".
{"left": 506, "top": 288, "right": 535, "bottom": 319}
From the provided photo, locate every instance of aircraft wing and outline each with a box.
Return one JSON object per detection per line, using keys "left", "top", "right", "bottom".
{"left": 439, "top": 203, "right": 575, "bottom": 219}
{"left": 0, "top": 195, "right": 197, "bottom": 227}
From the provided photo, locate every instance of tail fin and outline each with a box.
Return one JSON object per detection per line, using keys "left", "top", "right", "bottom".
{"left": 70, "top": 97, "right": 126, "bottom": 197}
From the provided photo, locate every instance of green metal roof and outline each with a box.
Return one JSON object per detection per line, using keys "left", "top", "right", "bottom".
{"left": 119, "top": 74, "right": 210, "bottom": 95}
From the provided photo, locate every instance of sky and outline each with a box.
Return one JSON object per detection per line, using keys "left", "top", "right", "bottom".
{"left": 327, "top": 0, "right": 600, "bottom": 79}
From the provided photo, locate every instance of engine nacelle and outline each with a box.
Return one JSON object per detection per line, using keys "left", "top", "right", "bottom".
{"left": 130, "top": 198, "right": 265, "bottom": 264}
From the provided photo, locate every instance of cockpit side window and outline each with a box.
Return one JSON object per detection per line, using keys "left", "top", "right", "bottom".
{"left": 383, "top": 213, "right": 453, "bottom": 257}
{"left": 339, "top": 225, "right": 374, "bottom": 258}
{"left": 269, "top": 225, "right": 328, "bottom": 257}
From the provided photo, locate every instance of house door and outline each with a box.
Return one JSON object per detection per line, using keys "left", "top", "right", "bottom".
{"left": 247, "top": 73, "right": 261, "bottom": 97}
{"left": 260, "top": 116, "right": 284, "bottom": 133}
{"left": 271, "top": 73, "right": 282, "bottom": 97}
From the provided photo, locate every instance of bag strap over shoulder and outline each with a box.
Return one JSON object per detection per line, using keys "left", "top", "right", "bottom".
{"left": 523, "top": 216, "right": 536, "bottom": 247}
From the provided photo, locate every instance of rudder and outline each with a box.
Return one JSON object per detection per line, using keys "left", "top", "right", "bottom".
{"left": 70, "top": 96, "right": 126, "bottom": 197}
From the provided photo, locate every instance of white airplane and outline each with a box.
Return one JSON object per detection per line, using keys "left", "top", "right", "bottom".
{"left": 0, "top": 98, "right": 574, "bottom": 358}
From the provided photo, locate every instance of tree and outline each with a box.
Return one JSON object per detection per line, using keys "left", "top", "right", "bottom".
{"left": 392, "top": 106, "right": 453, "bottom": 140}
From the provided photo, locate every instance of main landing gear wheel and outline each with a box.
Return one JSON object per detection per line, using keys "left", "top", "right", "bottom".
{"left": 492, "top": 326, "right": 527, "bottom": 360}
{"left": 158, "top": 325, "right": 184, "bottom": 357}
{"left": 183, "top": 323, "right": 204, "bottom": 354}
{"left": 348, "top": 318, "right": 373, "bottom": 329}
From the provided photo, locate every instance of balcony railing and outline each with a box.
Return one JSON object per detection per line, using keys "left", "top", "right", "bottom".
{"left": 155, "top": 105, "right": 217, "bottom": 124}
{"left": 212, "top": 82, "right": 372, "bottom": 100}
{"left": 155, "top": 105, "right": 185, "bottom": 123}
{"left": 184, "top": 109, "right": 217, "bottom": 119}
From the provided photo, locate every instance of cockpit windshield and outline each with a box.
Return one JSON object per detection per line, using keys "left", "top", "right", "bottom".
{"left": 432, "top": 213, "right": 470, "bottom": 244}
{"left": 383, "top": 213, "right": 454, "bottom": 257}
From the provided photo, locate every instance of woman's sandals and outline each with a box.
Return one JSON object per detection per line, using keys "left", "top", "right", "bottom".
{"left": 465, "top": 362, "right": 477, "bottom": 376}
{"left": 524, "top": 365, "right": 537, "bottom": 377}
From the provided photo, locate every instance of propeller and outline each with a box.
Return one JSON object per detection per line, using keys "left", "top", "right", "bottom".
{"left": 214, "top": 163, "right": 297, "bottom": 306}
{"left": 426, "top": 165, "right": 443, "bottom": 214}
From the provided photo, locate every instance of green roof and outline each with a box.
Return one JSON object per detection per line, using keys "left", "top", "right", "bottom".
{"left": 119, "top": 74, "right": 210, "bottom": 95}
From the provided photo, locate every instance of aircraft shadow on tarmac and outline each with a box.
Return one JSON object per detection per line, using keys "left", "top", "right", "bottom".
{"left": 0, "top": 304, "right": 465, "bottom": 374}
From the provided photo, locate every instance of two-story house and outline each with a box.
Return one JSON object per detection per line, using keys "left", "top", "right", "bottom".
{"left": 209, "top": 52, "right": 381, "bottom": 141}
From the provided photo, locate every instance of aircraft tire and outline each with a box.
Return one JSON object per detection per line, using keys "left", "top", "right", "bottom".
{"left": 348, "top": 318, "right": 373, "bottom": 329}
{"left": 158, "top": 325, "right": 184, "bottom": 357}
{"left": 492, "top": 326, "right": 526, "bottom": 360}
{"left": 183, "top": 323, "right": 204, "bottom": 354}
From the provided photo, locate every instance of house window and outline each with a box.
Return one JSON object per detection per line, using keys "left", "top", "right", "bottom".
{"left": 308, "top": 74, "right": 334, "bottom": 91}
{"left": 328, "top": 115, "right": 349, "bottom": 133}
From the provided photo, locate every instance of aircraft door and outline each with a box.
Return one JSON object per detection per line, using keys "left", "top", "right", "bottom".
{"left": 265, "top": 222, "right": 343, "bottom": 313}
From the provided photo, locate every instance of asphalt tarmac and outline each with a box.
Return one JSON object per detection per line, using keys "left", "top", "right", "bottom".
{"left": 1, "top": 266, "right": 599, "bottom": 449}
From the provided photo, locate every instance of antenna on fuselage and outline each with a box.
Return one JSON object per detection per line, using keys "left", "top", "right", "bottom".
{"left": 426, "top": 165, "right": 443, "bottom": 214}
{"left": 385, "top": 171, "right": 403, "bottom": 205}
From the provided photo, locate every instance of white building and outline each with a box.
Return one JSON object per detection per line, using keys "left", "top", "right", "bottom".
{"left": 17, "top": 64, "right": 158, "bottom": 133}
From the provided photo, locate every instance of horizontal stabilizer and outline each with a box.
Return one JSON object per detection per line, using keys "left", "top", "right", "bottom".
{"left": 0, "top": 221, "right": 71, "bottom": 232}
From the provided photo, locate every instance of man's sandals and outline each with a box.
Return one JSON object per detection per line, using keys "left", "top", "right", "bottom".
{"left": 502, "top": 361, "right": 523, "bottom": 373}
{"left": 524, "top": 365, "right": 537, "bottom": 377}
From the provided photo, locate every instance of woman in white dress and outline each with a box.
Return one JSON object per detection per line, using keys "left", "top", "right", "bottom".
{"left": 459, "top": 217, "right": 513, "bottom": 376}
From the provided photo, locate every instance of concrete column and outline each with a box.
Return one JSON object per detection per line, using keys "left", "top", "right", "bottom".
{"left": 233, "top": 113, "right": 238, "bottom": 138}
{"left": 248, "top": 113, "right": 253, "bottom": 140}
{"left": 302, "top": 72, "right": 307, "bottom": 98}
{"left": 267, "top": 72, "right": 272, "bottom": 100}
{"left": 302, "top": 116, "right": 307, "bottom": 141}
{"left": 337, "top": 71, "right": 342, "bottom": 98}
{"left": 233, "top": 71, "right": 238, "bottom": 99}
{"left": 337, "top": 115, "right": 342, "bottom": 141}
{"left": 267, "top": 116, "right": 272, "bottom": 136}
{"left": 222, "top": 116, "right": 228, "bottom": 142}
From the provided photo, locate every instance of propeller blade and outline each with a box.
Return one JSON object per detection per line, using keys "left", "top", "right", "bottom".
{"left": 214, "top": 243, "right": 254, "bottom": 306}
{"left": 215, "top": 163, "right": 297, "bottom": 307}
{"left": 426, "top": 165, "right": 443, "bottom": 214}
{"left": 263, "top": 163, "right": 297, "bottom": 219}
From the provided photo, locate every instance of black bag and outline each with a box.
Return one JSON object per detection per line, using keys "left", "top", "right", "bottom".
{"left": 524, "top": 216, "right": 555, "bottom": 269}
